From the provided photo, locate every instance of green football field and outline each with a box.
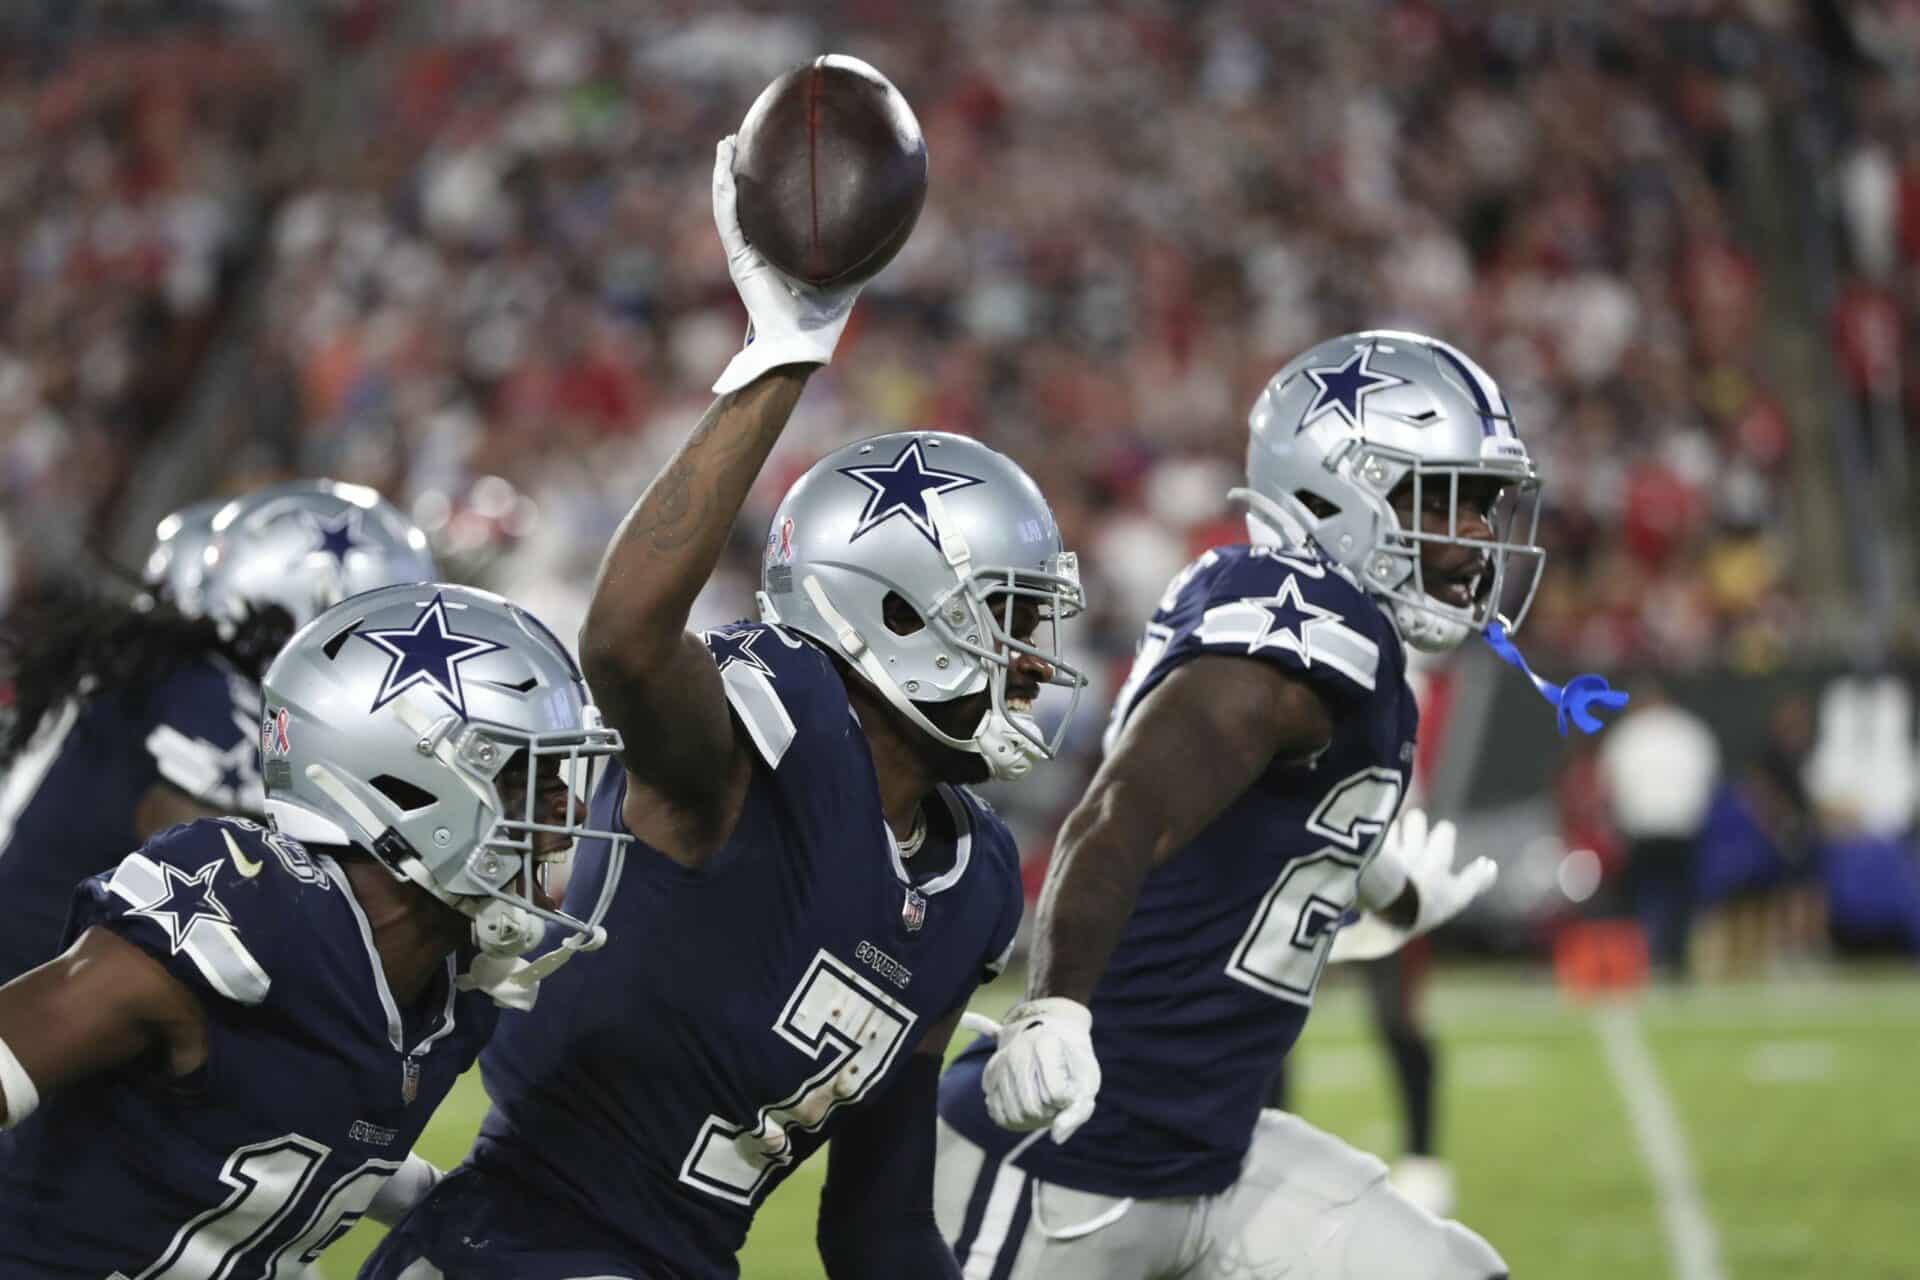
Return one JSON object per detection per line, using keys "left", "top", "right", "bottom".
{"left": 320, "top": 965, "right": 1918, "bottom": 1279}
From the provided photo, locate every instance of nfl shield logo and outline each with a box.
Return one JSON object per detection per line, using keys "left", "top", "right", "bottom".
{"left": 401, "top": 1055, "right": 421, "bottom": 1106}
{"left": 901, "top": 888, "right": 927, "bottom": 933}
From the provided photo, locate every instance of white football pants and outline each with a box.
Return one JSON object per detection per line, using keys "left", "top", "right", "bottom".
{"left": 935, "top": 1110, "right": 1508, "bottom": 1280}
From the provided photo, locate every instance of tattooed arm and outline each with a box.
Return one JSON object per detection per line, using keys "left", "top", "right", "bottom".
{"left": 1027, "top": 656, "right": 1334, "bottom": 1003}
{"left": 580, "top": 137, "right": 862, "bottom": 866}
{"left": 578, "top": 370, "right": 812, "bottom": 863}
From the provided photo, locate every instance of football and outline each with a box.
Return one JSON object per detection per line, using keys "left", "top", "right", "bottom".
{"left": 731, "top": 54, "right": 928, "bottom": 289}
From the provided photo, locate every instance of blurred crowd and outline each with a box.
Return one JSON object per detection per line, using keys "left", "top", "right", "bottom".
{"left": 217, "top": 0, "right": 1820, "bottom": 685}
{"left": 4, "top": 1, "right": 1918, "bottom": 955}
{"left": 1831, "top": 0, "right": 1920, "bottom": 609}
{"left": 0, "top": 1, "right": 291, "bottom": 608}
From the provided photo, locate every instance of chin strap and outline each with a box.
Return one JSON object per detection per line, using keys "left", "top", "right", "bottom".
{"left": 455, "top": 924, "right": 608, "bottom": 1012}
{"left": 1483, "top": 619, "right": 1629, "bottom": 735}
{"left": 1390, "top": 598, "right": 1471, "bottom": 653}
{"left": 799, "top": 572, "right": 1042, "bottom": 782}
{"left": 306, "top": 760, "right": 592, "bottom": 1010}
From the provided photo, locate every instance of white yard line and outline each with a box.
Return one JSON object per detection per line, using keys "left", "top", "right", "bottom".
{"left": 1593, "top": 1003, "right": 1728, "bottom": 1280}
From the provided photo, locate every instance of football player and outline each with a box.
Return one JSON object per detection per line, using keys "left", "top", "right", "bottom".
{"left": 938, "top": 332, "right": 1619, "bottom": 1279}
{"left": 0, "top": 582, "right": 632, "bottom": 1278}
{"left": 0, "top": 480, "right": 437, "bottom": 985}
{"left": 358, "top": 138, "right": 1086, "bottom": 1280}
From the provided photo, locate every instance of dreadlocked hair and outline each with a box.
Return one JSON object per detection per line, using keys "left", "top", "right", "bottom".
{"left": 0, "top": 580, "right": 295, "bottom": 768}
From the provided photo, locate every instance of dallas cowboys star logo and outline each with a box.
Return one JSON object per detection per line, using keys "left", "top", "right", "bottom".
{"left": 357, "top": 592, "right": 507, "bottom": 718}
{"left": 1298, "top": 344, "right": 1409, "bottom": 431}
{"left": 707, "top": 628, "right": 775, "bottom": 678}
{"left": 308, "top": 508, "right": 366, "bottom": 568}
{"left": 837, "top": 439, "right": 983, "bottom": 548}
{"left": 1246, "top": 576, "right": 1341, "bottom": 662}
{"left": 130, "top": 859, "right": 234, "bottom": 955}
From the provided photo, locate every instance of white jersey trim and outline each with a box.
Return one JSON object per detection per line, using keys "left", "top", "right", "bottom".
{"left": 720, "top": 664, "right": 797, "bottom": 769}
{"left": 109, "top": 851, "right": 272, "bottom": 1006}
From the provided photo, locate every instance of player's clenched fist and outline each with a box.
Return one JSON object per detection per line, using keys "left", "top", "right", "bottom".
{"left": 963, "top": 997, "right": 1101, "bottom": 1143}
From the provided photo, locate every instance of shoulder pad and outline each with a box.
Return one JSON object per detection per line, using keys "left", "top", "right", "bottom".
{"left": 1183, "top": 545, "right": 1386, "bottom": 694}
{"left": 703, "top": 621, "right": 838, "bottom": 769}
{"left": 94, "top": 818, "right": 317, "bottom": 1006}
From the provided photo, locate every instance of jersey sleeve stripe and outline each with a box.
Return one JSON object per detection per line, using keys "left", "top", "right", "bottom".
{"left": 182, "top": 924, "right": 271, "bottom": 1005}
{"left": 145, "top": 724, "right": 225, "bottom": 797}
{"left": 1193, "top": 602, "right": 1271, "bottom": 648}
{"left": 720, "top": 664, "right": 797, "bottom": 768}
{"left": 107, "top": 853, "right": 272, "bottom": 1006}
{"left": 1194, "top": 602, "right": 1380, "bottom": 693}
{"left": 1304, "top": 624, "right": 1379, "bottom": 692}
{"left": 107, "top": 852, "right": 170, "bottom": 905}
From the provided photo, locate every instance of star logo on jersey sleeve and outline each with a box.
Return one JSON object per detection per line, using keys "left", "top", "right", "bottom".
{"left": 308, "top": 508, "right": 366, "bottom": 568}
{"left": 357, "top": 592, "right": 507, "bottom": 718}
{"left": 1246, "top": 576, "right": 1341, "bottom": 662}
{"left": 707, "top": 628, "right": 775, "bottom": 677}
{"left": 1298, "top": 345, "right": 1409, "bottom": 431}
{"left": 130, "top": 859, "right": 235, "bottom": 955}
{"left": 837, "top": 439, "right": 983, "bottom": 548}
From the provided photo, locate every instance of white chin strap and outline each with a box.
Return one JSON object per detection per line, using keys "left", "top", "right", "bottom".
{"left": 302, "top": 757, "right": 574, "bottom": 1010}
{"left": 800, "top": 573, "right": 1044, "bottom": 782}
{"left": 1391, "top": 599, "right": 1472, "bottom": 653}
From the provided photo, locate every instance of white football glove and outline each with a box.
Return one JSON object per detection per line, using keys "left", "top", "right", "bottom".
{"left": 1330, "top": 809, "right": 1497, "bottom": 963}
{"left": 710, "top": 134, "right": 864, "bottom": 394}
{"left": 961, "top": 997, "right": 1100, "bottom": 1144}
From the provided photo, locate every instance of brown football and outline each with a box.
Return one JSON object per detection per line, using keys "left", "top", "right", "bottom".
{"left": 732, "top": 55, "right": 928, "bottom": 288}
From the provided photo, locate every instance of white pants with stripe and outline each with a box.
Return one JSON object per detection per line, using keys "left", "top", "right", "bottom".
{"left": 935, "top": 1110, "right": 1508, "bottom": 1280}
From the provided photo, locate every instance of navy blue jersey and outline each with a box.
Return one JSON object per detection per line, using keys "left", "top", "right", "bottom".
{"left": 943, "top": 543, "right": 1418, "bottom": 1198}
{"left": 0, "top": 656, "right": 263, "bottom": 984}
{"left": 449, "top": 622, "right": 1023, "bottom": 1279}
{"left": 0, "top": 817, "right": 494, "bottom": 1279}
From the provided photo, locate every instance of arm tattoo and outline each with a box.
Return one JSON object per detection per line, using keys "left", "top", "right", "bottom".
{"left": 631, "top": 387, "right": 784, "bottom": 553}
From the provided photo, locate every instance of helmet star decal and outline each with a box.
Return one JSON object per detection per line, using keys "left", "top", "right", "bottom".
{"left": 357, "top": 592, "right": 507, "bottom": 718}
{"left": 1298, "top": 344, "right": 1409, "bottom": 432}
{"left": 837, "top": 438, "right": 983, "bottom": 548}
{"left": 308, "top": 508, "right": 366, "bottom": 568}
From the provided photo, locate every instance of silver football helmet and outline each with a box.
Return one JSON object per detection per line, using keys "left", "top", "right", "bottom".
{"left": 260, "top": 584, "right": 630, "bottom": 1003}
{"left": 141, "top": 497, "right": 227, "bottom": 616}
{"left": 1231, "top": 330, "right": 1545, "bottom": 652}
{"left": 201, "top": 480, "right": 438, "bottom": 634}
{"left": 757, "top": 431, "right": 1087, "bottom": 781}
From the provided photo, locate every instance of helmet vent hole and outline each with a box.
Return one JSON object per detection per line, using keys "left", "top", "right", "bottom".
{"left": 321, "top": 618, "right": 365, "bottom": 660}
{"left": 882, "top": 592, "right": 925, "bottom": 637}
{"left": 369, "top": 774, "right": 437, "bottom": 813}
{"left": 1296, "top": 492, "right": 1341, "bottom": 520}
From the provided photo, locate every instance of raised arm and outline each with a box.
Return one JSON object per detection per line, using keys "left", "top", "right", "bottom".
{"left": 578, "top": 372, "right": 813, "bottom": 821}
{"left": 0, "top": 926, "right": 205, "bottom": 1128}
{"left": 977, "top": 655, "right": 1331, "bottom": 1139}
{"left": 578, "top": 137, "right": 861, "bottom": 858}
